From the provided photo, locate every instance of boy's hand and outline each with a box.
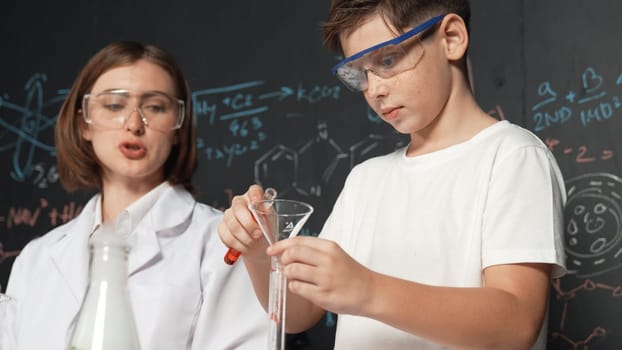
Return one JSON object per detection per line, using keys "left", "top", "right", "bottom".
{"left": 268, "top": 236, "right": 374, "bottom": 316}
{"left": 218, "top": 184, "right": 270, "bottom": 262}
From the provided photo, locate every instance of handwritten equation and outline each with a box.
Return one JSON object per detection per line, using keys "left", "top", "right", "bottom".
{"left": 192, "top": 80, "right": 341, "bottom": 167}
{"left": 544, "top": 137, "right": 615, "bottom": 165}
{"left": 0, "top": 198, "right": 83, "bottom": 229}
{"left": 531, "top": 67, "right": 622, "bottom": 132}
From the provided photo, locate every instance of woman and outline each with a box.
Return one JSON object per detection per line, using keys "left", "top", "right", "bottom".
{"left": 6, "top": 41, "right": 268, "bottom": 350}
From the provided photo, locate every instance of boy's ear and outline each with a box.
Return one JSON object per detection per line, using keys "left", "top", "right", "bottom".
{"left": 439, "top": 13, "right": 469, "bottom": 61}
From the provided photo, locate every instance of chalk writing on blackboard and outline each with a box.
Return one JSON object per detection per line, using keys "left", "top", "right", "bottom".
{"left": 550, "top": 278, "right": 619, "bottom": 348}
{"left": 254, "top": 120, "right": 348, "bottom": 197}
{"left": 193, "top": 81, "right": 340, "bottom": 125}
{"left": 0, "top": 74, "right": 66, "bottom": 184}
{"left": 0, "top": 198, "right": 83, "bottom": 230}
{"left": 192, "top": 81, "right": 342, "bottom": 168}
{"left": 531, "top": 67, "right": 622, "bottom": 132}
{"left": 549, "top": 173, "right": 622, "bottom": 349}
{"left": 253, "top": 121, "right": 406, "bottom": 198}
{"left": 564, "top": 173, "right": 622, "bottom": 278}
{"left": 544, "top": 138, "right": 615, "bottom": 165}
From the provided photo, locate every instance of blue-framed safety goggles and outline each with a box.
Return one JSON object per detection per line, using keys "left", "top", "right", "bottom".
{"left": 331, "top": 14, "right": 446, "bottom": 91}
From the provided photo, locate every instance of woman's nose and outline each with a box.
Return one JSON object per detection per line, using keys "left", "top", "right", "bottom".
{"left": 125, "top": 108, "right": 146, "bottom": 134}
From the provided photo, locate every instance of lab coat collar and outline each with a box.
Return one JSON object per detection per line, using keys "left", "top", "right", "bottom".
{"left": 127, "top": 184, "right": 195, "bottom": 275}
{"left": 46, "top": 185, "right": 196, "bottom": 303}
{"left": 48, "top": 196, "right": 98, "bottom": 305}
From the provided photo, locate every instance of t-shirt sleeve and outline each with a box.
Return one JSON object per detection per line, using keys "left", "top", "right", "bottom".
{"left": 482, "top": 145, "right": 567, "bottom": 279}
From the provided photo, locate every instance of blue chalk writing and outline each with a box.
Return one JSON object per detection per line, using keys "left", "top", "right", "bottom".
{"left": 578, "top": 67, "right": 606, "bottom": 104}
{"left": 0, "top": 74, "right": 65, "bottom": 183}
{"left": 220, "top": 106, "right": 269, "bottom": 121}
{"left": 258, "top": 87, "right": 294, "bottom": 101}
{"left": 533, "top": 106, "right": 572, "bottom": 132}
{"left": 580, "top": 100, "right": 620, "bottom": 126}
{"left": 193, "top": 81, "right": 341, "bottom": 126}
{"left": 531, "top": 66, "right": 622, "bottom": 132}
{"left": 532, "top": 82, "right": 558, "bottom": 111}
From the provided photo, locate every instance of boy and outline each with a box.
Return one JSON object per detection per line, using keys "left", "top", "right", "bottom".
{"left": 218, "top": 1, "right": 566, "bottom": 349}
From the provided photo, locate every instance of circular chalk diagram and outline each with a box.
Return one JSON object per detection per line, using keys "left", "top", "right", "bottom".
{"left": 564, "top": 173, "right": 622, "bottom": 277}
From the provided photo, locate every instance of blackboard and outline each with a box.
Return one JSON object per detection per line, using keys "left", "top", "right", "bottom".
{"left": 1, "top": 1, "right": 622, "bottom": 349}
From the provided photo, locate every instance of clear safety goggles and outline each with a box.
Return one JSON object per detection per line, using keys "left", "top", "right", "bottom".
{"left": 331, "top": 14, "right": 445, "bottom": 91}
{"left": 82, "top": 89, "right": 185, "bottom": 131}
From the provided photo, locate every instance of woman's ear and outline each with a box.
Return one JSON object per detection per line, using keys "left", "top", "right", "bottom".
{"left": 439, "top": 13, "right": 469, "bottom": 61}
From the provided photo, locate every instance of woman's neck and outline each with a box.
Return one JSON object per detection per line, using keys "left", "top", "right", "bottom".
{"left": 100, "top": 179, "right": 163, "bottom": 222}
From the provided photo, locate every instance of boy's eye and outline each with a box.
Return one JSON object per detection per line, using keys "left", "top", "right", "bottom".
{"left": 372, "top": 47, "right": 404, "bottom": 70}
{"left": 378, "top": 54, "right": 397, "bottom": 68}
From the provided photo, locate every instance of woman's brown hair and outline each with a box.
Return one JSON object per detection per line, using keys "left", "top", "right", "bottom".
{"left": 55, "top": 41, "right": 197, "bottom": 193}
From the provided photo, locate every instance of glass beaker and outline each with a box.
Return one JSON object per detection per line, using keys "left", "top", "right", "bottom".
{"left": 249, "top": 199, "right": 313, "bottom": 350}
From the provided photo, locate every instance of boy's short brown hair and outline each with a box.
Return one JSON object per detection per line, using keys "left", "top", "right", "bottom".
{"left": 55, "top": 41, "right": 197, "bottom": 193}
{"left": 321, "top": 0, "right": 471, "bottom": 53}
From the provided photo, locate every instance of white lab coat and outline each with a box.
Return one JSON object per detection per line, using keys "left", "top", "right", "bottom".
{"left": 6, "top": 184, "right": 269, "bottom": 350}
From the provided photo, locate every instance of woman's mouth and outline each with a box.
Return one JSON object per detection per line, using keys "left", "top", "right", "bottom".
{"left": 119, "top": 141, "right": 146, "bottom": 159}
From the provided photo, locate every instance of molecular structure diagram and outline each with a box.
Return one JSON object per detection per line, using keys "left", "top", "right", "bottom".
{"left": 253, "top": 121, "right": 406, "bottom": 197}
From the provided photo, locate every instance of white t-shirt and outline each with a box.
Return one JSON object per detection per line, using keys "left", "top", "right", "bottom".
{"left": 320, "top": 121, "right": 567, "bottom": 349}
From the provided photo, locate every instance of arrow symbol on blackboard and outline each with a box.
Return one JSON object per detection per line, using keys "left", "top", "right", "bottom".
{"left": 259, "top": 87, "right": 293, "bottom": 101}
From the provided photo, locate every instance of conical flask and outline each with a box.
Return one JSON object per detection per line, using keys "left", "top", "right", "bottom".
{"left": 67, "top": 225, "right": 141, "bottom": 350}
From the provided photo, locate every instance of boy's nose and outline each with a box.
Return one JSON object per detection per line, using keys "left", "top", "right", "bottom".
{"left": 365, "top": 72, "right": 389, "bottom": 98}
